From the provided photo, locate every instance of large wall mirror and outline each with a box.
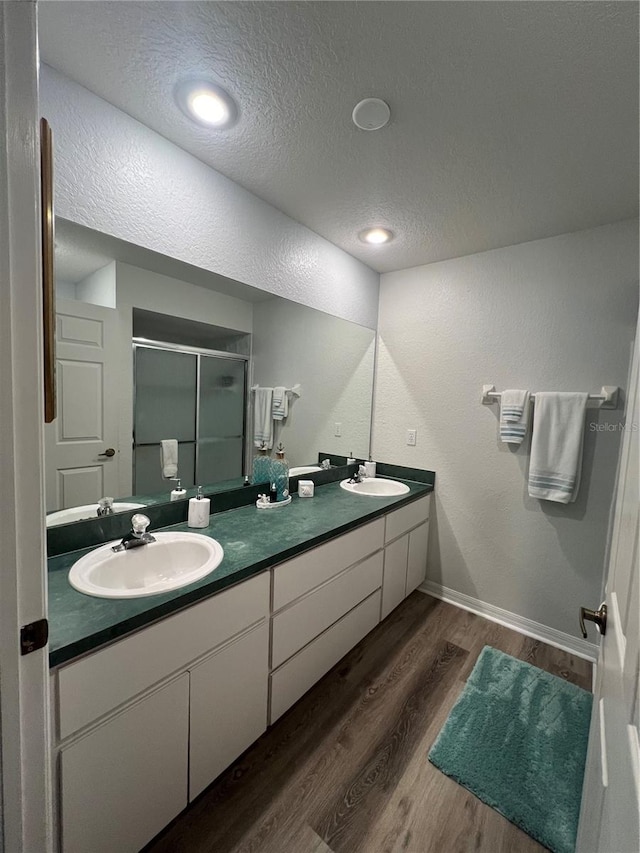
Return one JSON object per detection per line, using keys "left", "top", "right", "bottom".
{"left": 45, "top": 218, "right": 375, "bottom": 526}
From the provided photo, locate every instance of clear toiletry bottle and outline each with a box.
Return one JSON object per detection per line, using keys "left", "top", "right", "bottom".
{"left": 252, "top": 441, "right": 272, "bottom": 486}
{"left": 272, "top": 443, "right": 290, "bottom": 502}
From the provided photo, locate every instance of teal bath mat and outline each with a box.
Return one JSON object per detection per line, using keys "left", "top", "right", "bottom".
{"left": 429, "top": 646, "right": 592, "bottom": 853}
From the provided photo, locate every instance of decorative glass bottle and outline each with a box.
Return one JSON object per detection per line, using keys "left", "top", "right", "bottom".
{"left": 272, "top": 443, "right": 290, "bottom": 502}
{"left": 252, "top": 442, "right": 272, "bottom": 486}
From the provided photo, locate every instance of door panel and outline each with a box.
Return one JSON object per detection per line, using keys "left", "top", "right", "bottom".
{"left": 134, "top": 347, "right": 197, "bottom": 443}
{"left": 576, "top": 317, "right": 640, "bottom": 853}
{"left": 45, "top": 299, "right": 120, "bottom": 511}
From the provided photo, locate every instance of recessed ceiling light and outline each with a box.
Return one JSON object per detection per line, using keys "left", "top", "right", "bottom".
{"left": 175, "top": 80, "right": 237, "bottom": 129}
{"left": 359, "top": 227, "right": 394, "bottom": 245}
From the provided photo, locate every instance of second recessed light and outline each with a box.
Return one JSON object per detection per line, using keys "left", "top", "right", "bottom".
{"left": 359, "top": 227, "right": 394, "bottom": 245}
{"left": 175, "top": 80, "right": 238, "bottom": 128}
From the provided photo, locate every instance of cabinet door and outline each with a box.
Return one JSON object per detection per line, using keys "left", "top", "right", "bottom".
{"left": 189, "top": 620, "right": 269, "bottom": 800}
{"left": 60, "top": 674, "right": 189, "bottom": 853}
{"left": 381, "top": 535, "right": 409, "bottom": 619}
{"left": 406, "top": 521, "right": 430, "bottom": 594}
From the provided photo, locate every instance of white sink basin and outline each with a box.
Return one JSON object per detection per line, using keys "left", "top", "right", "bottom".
{"left": 340, "top": 477, "right": 410, "bottom": 497}
{"left": 289, "top": 465, "right": 322, "bottom": 476}
{"left": 68, "top": 532, "right": 224, "bottom": 599}
{"left": 46, "top": 502, "right": 146, "bottom": 528}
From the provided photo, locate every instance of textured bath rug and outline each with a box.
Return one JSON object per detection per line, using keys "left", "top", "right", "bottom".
{"left": 428, "top": 645, "right": 592, "bottom": 853}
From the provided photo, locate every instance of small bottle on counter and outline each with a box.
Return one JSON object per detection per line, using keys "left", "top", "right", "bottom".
{"left": 188, "top": 485, "right": 210, "bottom": 528}
{"left": 170, "top": 478, "right": 186, "bottom": 501}
{"left": 272, "top": 443, "right": 290, "bottom": 502}
{"left": 269, "top": 483, "right": 277, "bottom": 503}
{"left": 252, "top": 442, "right": 272, "bottom": 486}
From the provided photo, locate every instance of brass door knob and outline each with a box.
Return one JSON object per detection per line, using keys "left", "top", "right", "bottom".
{"left": 98, "top": 448, "right": 116, "bottom": 458}
{"left": 579, "top": 603, "right": 607, "bottom": 638}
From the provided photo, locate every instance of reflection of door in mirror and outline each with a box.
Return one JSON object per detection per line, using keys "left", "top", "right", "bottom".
{"left": 133, "top": 344, "right": 247, "bottom": 495}
{"left": 44, "top": 299, "right": 120, "bottom": 512}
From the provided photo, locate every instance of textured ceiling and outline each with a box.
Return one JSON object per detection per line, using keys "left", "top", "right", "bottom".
{"left": 39, "top": 1, "right": 638, "bottom": 274}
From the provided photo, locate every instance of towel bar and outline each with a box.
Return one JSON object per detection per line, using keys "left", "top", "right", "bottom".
{"left": 481, "top": 385, "right": 619, "bottom": 409}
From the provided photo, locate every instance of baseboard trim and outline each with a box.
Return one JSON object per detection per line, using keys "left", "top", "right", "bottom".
{"left": 419, "top": 580, "right": 598, "bottom": 662}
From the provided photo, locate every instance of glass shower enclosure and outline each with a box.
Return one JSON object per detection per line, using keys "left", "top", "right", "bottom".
{"left": 133, "top": 341, "right": 248, "bottom": 495}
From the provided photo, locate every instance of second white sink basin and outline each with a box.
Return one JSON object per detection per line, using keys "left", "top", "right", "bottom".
{"left": 340, "top": 477, "right": 410, "bottom": 497}
{"left": 289, "top": 465, "right": 322, "bottom": 476}
{"left": 68, "top": 532, "right": 224, "bottom": 599}
{"left": 46, "top": 502, "right": 146, "bottom": 527}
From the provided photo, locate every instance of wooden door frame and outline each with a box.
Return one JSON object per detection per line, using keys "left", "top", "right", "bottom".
{"left": 0, "top": 2, "right": 53, "bottom": 850}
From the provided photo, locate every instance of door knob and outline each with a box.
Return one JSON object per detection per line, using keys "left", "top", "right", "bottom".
{"left": 579, "top": 603, "right": 607, "bottom": 638}
{"left": 98, "top": 448, "right": 116, "bottom": 458}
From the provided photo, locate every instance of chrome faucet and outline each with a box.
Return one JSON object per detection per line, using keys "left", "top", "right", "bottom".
{"left": 97, "top": 496, "right": 114, "bottom": 517}
{"left": 349, "top": 465, "right": 367, "bottom": 485}
{"left": 112, "top": 513, "right": 156, "bottom": 552}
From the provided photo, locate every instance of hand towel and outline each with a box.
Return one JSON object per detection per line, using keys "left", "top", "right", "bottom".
{"left": 272, "top": 386, "right": 289, "bottom": 421}
{"left": 528, "top": 392, "right": 588, "bottom": 503}
{"left": 500, "top": 389, "right": 531, "bottom": 444}
{"left": 253, "top": 387, "right": 274, "bottom": 449}
{"left": 160, "top": 439, "right": 178, "bottom": 479}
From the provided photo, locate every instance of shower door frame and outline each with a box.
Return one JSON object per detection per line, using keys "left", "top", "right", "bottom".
{"left": 132, "top": 338, "right": 249, "bottom": 491}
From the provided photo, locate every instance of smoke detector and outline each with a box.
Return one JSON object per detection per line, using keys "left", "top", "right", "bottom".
{"left": 352, "top": 98, "right": 391, "bottom": 131}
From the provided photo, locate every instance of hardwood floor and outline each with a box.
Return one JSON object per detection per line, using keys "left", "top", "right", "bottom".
{"left": 144, "top": 593, "right": 592, "bottom": 853}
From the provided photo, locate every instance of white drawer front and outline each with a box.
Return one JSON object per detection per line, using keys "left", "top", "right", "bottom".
{"left": 270, "top": 590, "right": 381, "bottom": 723}
{"left": 189, "top": 621, "right": 269, "bottom": 800}
{"left": 57, "top": 572, "right": 269, "bottom": 740}
{"left": 406, "top": 521, "right": 430, "bottom": 594}
{"left": 384, "top": 494, "right": 431, "bottom": 543}
{"left": 272, "top": 551, "right": 384, "bottom": 669}
{"left": 60, "top": 674, "right": 189, "bottom": 853}
{"left": 272, "top": 518, "right": 384, "bottom": 611}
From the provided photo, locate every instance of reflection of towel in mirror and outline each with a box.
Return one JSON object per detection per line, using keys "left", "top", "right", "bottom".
{"left": 254, "top": 387, "right": 274, "bottom": 449}
{"left": 160, "top": 439, "right": 178, "bottom": 479}
{"left": 272, "top": 386, "right": 288, "bottom": 421}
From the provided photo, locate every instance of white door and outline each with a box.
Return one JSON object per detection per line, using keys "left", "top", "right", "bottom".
{"left": 576, "top": 314, "right": 640, "bottom": 853}
{"left": 0, "top": 3, "right": 53, "bottom": 850}
{"left": 44, "top": 298, "right": 121, "bottom": 511}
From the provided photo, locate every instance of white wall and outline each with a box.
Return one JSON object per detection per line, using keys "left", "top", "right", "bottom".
{"left": 40, "top": 64, "right": 379, "bottom": 329}
{"left": 252, "top": 300, "right": 375, "bottom": 466}
{"left": 373, "top": 219, "right": 639, "bottom": 644}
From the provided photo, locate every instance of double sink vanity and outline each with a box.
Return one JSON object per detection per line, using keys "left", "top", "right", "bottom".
{"left": 47, "top": 463, "right": 434, "bottom": 853}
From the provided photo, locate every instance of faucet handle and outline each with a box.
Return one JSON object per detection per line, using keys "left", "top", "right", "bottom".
{"left": 131, "top": 513, "right": 151, "bottom": 535}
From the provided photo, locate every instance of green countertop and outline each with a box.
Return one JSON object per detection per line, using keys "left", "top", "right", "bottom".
{"left": 47, "top": 478, "right": 433, "bottom": 668}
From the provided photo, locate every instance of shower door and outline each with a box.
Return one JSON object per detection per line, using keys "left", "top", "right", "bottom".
{"left": 133, "top": 343, "right": 247, "bottom": 495}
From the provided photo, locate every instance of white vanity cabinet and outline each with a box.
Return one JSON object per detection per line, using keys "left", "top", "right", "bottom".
{"left": 52, "top": 572, "right": 270, "bottom": 853}
{"left": 381, "top": 495, "right": 431, "bottom": 619}
{"left": 51, "top": 490, "right": 432, "bottom": 852}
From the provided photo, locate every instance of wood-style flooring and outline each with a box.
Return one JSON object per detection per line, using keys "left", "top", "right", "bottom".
{"left": 144, "top": 593, "right": 592, "bottom": 853}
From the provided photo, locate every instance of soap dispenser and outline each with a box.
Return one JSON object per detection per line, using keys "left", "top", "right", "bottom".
{"left": 170, "top": 478, "right": 186, "bottom": 501}
{"left": 188, "top": 486, "right": 210, "bottom": 528}
{"left": 252, "top": 441, "right": 272, "bottom": 486}
{"left": 272, "top": 443, "right": 290, "bottom": 502}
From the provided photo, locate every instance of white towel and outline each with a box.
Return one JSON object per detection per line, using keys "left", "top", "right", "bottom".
{"left": 160, "top": 439, "right": 178, "bottom": 479}
{"left": 528, "top": 392, "right": 588, "bottom": 503}
{"left": 253, "top": 387, "right": 274, "bottom": 449}
{"left": 272, "top": 386, "right": 288, "bottom": 421}
{"left": 499, "top": 390, "right": 531, "bottom": 444}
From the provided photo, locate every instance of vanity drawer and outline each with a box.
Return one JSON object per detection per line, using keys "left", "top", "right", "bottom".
{"left": 272, "top": 551, "right": 384, "bottom": 668}
{"left": 272, "top": 518, "right": 384, "bottom": 611}
{"left": 384, "top": 494, "right": 431, "bottom": 543}
{"left": 56, "top": 572, "right": 269, "bottom": 740}
{"left": 270, "top": 590, "right": 381, "bottom": 723}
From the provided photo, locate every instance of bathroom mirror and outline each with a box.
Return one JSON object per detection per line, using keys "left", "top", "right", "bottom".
{"left": 45, "top": 218, "right": 375, "bottom": 524}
